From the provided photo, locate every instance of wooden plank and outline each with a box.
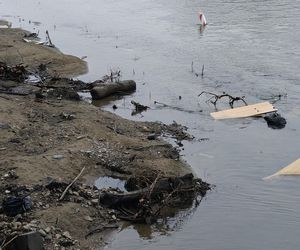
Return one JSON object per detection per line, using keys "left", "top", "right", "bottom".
{"left": 263, "top": 158, "right": 300, "bottom": 180}
{"left": 211, "top": 102, "right": 277, "bottom": 120}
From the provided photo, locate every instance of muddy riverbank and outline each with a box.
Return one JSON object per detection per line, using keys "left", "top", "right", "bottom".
{"left": 2, "top": 1, "right": 300, "bottom": 249}
{"left": 0, "top": 27, "right": 209, "bottom": 249}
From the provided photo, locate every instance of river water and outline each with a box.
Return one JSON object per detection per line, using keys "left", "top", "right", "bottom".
{"left": 1, "top": 0, "right": 300, "bottom": 249}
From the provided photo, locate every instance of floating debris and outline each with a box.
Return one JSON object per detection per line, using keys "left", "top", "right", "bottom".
{"left": 264, "top": 158, "right": 300, "bottom": 180}
{"left": 198, "top": 10, "right": 207, "bottom": 26}
{"left": 210, "top": 102, "right": 277, "bottom": 119}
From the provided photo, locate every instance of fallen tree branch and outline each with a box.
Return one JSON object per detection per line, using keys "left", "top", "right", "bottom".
{"left": 153, "top": 183, "right": 181, "bottom": 216}
{"left": 100, "top": 173, "right": 210, "bottom": 223}
{"left": 59, "top": 166, "right": 85, "bottom": 201}
{"left": 198, "top": 91, "right": 247, "bottom": 108}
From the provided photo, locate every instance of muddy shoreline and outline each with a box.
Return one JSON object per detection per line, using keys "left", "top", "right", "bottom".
{"left": 0, "top": 27, "right": 209, "bottom": 249}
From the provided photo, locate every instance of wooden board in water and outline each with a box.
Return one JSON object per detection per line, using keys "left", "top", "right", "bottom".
{"left": 264, "top": 158, "right": 300, "bottom": 180}
{"left": 211, "top": 102, "right": 277, "bottom": 120}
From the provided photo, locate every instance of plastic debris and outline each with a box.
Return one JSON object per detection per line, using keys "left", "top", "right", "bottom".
{"left": 2, "top": 196, "right": 32, "bottom": 217}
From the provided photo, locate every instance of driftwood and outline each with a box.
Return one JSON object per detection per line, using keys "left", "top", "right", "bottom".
{"left": 90, "top": 80, "right": 136, "bottom": 100}
{"left": 99, "top": 174, "right": 210, "bottom": 223}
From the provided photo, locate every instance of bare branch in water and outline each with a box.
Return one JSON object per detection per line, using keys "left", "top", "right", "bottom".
{"left": 198, "top": 91, "right": 247, "bottom": 108}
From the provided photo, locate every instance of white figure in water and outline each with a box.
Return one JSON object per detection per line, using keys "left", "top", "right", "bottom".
{"left": 199, "top": 10, "right": 207, "bottom": 26}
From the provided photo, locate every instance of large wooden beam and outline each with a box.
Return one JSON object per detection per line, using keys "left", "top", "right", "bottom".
{"left": 211, "top": 102, "right": 277, "bottom": 120}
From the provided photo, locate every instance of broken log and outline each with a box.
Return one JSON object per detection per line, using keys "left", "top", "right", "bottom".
{"left": 90, "top": 80, "right": 136, "bottom": 100}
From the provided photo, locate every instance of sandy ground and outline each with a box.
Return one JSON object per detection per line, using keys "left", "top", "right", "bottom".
{"left": 0, "top": 27, "right": 194, "bottom": 249}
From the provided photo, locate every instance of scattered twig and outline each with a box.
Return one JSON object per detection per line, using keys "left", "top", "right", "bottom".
{"left": 102, "top": 69, "right": 121, "bottom": 82}
{"left": 1, "top": 235, "right": 19, "bottom": 249}
{"left": 153, "top": 184, "right": 181, "bottom": 216}
{"left": 201, "top": 64, "right": 204, "bottom": 77}
{"left": 45, "top": 30, "right": 55, "bottom": 48}
{"left": 154, "top": 101, "right": 201, "bottom": 114}
{"left": 59, "top": 166, "right": 85, "bottom": 201}
{"left": 198, "top": 91, "right": 247, "bottom": 108}
{"left": 145, "top": 173, "right": 161, "bottom": 202}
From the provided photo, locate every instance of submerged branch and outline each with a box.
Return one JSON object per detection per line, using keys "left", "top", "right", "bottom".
{"left": 198, "top": 91, "right": 247, "bottom": 108}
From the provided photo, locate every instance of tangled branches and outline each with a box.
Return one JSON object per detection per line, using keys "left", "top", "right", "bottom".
{"left": 100, "top": 173, "right": 210, "bottom": 224}
{"left": 198, "top": 91, "right": 247, "bottom": 108}
{"left": 102, "top": 69, "right": 121, "bottom": 83}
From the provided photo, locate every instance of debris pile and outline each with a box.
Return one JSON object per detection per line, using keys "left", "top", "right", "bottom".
{"left": 99, "top": 173, "right": 210, "bottom": 223}
{"left": 0, "top": 178, "right": 116, "bottom": 249}
{"left": 198, "top": 91, "right": 286, "bottom": 129}
{"left": 0, "top": 216, "right": 79, "bottom": 249}
{"left": 0, "top": 62, "right": 28, "bottom": 82}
